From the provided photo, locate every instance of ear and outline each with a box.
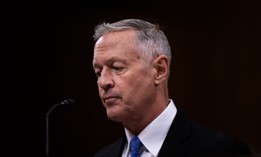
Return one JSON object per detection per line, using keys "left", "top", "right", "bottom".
{"left": 152, "top": 55, "right": 169, "bottom": 85}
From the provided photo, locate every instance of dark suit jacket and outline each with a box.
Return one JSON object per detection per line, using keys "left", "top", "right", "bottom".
{"left": 94, "top": 109, "right": 252, "bottom": 157}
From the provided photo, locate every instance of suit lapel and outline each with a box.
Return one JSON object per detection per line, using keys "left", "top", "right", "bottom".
{"left": 108, "top": 136, "right": 126, "bottom": 157}
{"left": 158, "top": 109, "right": 192, "bottom": 157}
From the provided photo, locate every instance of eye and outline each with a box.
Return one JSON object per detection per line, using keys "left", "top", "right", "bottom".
{"left": 112, "top": 65, "right": 127, "bottom": 74}
{"left": 111, "top": 62, "right": 126, "bottom": 72}
{"left": 113, "top": 66, "right": 124, "bottom": 71}
{"left": 95, "top": 73, "right": 100, "bottom": 78}
{"left": 94, "top": 71, "right": 101, "bottom": 78}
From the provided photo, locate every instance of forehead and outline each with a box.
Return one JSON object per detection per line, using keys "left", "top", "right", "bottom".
{"left": 95, "top": 30, "right": 136, "bottom": 51}
{"left": 93, "top": 30, "right": 139, "bottom": 64}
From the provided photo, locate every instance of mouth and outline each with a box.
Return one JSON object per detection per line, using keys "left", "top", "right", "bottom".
{"left": 103, "top": 96, "right": 120, "bottom": 105}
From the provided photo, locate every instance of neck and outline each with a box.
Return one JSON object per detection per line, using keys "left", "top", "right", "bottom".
{"left": 124, "top": 90, "right": 169, "bottom": 134}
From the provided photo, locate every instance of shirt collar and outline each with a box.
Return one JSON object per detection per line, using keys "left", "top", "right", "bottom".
{"left": 124, "top": 99, "right": 177, "bottom": 156}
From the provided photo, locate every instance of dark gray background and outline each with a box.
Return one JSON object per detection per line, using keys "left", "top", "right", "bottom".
{"left": 3, "top": 0, "right": 261, "bottom": 156}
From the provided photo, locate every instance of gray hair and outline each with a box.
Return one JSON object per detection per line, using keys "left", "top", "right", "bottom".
{"left": 93, "top": 19, "right": 172, "bottom": 65}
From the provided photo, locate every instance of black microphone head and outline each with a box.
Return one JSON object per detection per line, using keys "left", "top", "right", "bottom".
{"left": 47, "top": 99, "right": 75, "bottom": 116}
{"left": 60, "top": 99, "right": 75, "bottom": 107}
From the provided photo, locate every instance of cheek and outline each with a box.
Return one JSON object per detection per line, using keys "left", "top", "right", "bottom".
{"left": 122, "top": 73, "right": 154, "bottom": 98}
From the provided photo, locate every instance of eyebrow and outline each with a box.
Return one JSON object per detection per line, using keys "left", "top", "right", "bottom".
{"left": 93, "top": 56, "right": 127, "bottom": 69}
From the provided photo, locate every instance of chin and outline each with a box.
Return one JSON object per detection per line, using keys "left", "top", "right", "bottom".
{"left": 106, "top": 111, "right": 123, "bottom": 122}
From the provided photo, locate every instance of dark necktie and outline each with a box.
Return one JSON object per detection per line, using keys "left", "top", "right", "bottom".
{"left": 130, "top": 135, "right": 143, "bottom": 157}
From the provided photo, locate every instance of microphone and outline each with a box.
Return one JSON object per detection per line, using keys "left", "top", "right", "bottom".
{"left": 46, "top": 99, "right": 74, "bottom": 157}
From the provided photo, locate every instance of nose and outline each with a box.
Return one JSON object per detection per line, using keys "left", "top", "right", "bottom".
{"left": 97, "top": 70, "right": 114, "bottom": 90}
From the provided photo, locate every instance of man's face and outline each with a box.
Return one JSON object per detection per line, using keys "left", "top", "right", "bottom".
{"left": 92, "top": 30, "right": 156, "bottom": 123}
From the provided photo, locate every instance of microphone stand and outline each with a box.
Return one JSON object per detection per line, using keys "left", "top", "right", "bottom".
{"left": 46, "top": 99, "right": 74, "bottom": 157}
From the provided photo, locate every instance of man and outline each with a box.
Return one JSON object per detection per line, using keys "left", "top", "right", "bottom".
{"left": 92, "top": 19, "right": 251, "bottom": 157}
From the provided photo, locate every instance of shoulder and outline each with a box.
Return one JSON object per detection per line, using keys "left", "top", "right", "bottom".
{"left": 93, "top": 136, "right": 126, "bottom": 157}
{"left": 93, "top": 143, "right": 115, "bottom": 157}
{"left": 189, "top": 122, "right": 252, "bottom": 156}
{"left": 170, "top": 109, "right": 251, "bottom": 156}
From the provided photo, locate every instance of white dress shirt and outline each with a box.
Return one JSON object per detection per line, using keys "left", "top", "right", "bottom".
{"left": 122, "top": 99, "right": 177, "bottom": 157}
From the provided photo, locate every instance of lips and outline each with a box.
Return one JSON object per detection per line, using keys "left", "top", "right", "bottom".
{"left": 103, "top": 96, "right": 120, "bottom": 105}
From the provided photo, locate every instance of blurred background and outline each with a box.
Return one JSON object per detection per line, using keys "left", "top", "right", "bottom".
{"left": 2, "top": 0, "right": 261, "bottom": 156}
